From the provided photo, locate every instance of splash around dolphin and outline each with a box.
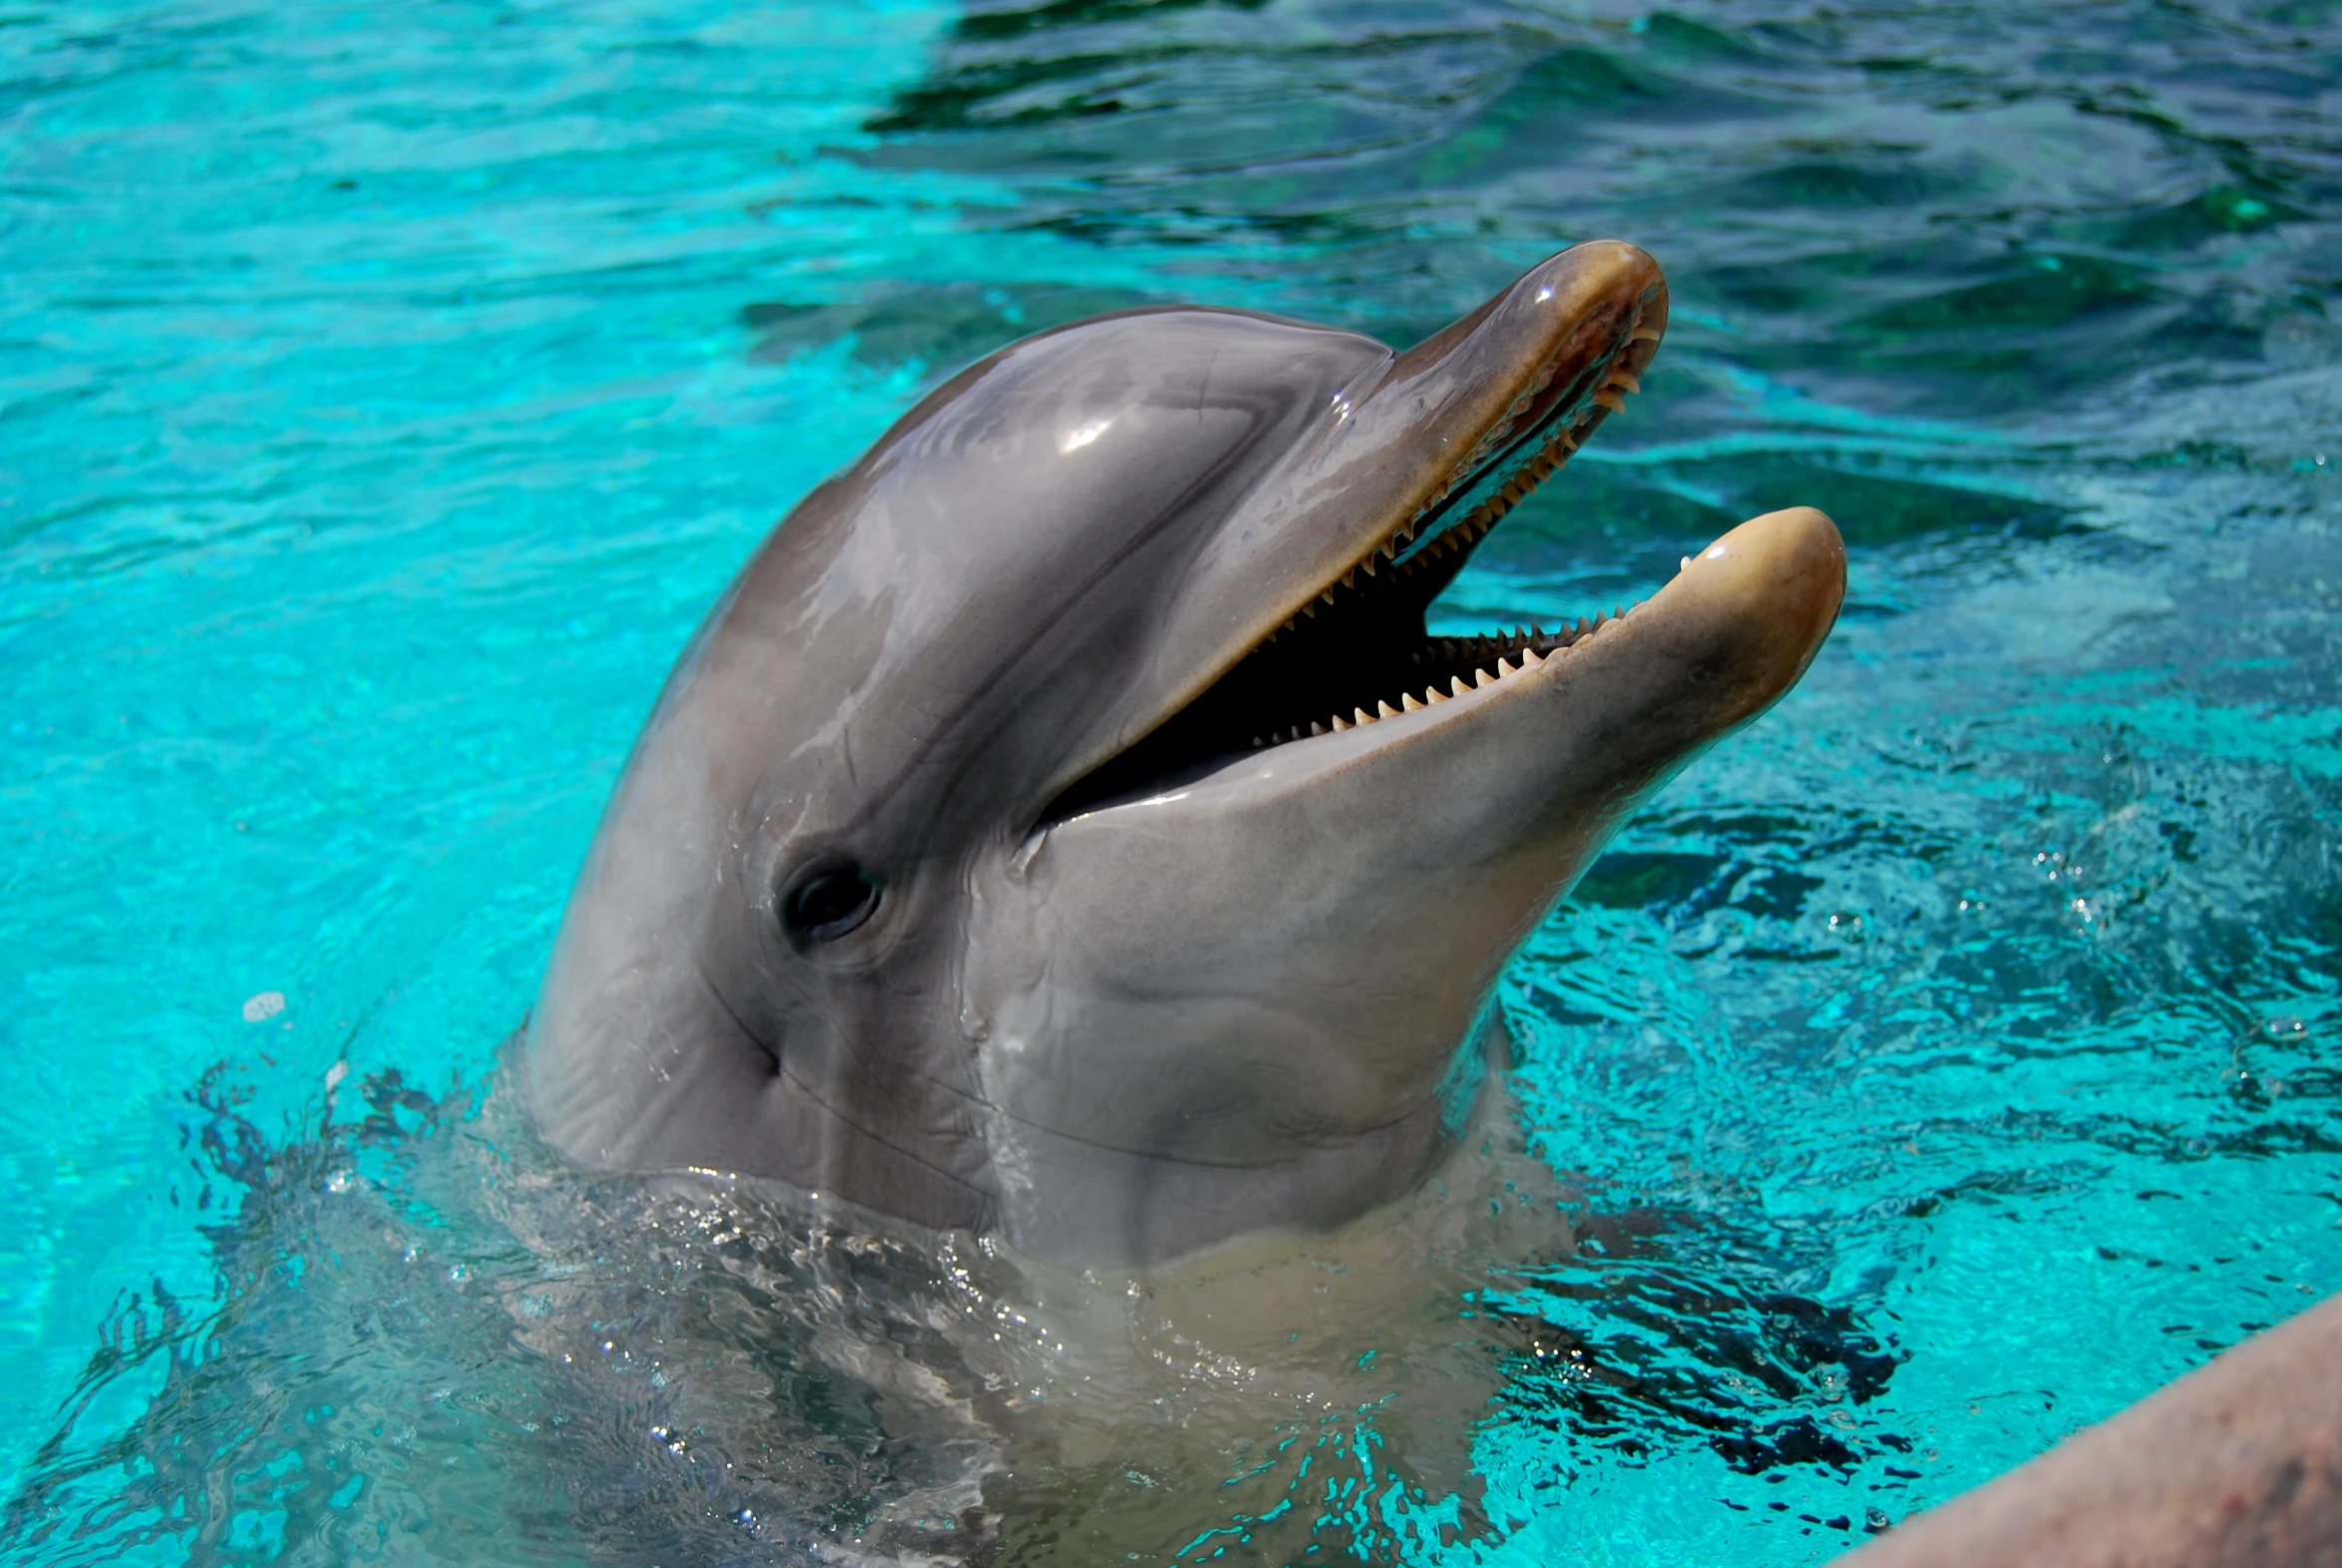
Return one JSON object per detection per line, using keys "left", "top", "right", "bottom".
{"left": 524, "top": 241, "right": 1846, "bottom": 1265}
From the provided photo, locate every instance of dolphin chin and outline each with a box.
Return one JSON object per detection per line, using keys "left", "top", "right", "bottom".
{"left": 524, "top": 240, "right": 1847, "bottom": 1266}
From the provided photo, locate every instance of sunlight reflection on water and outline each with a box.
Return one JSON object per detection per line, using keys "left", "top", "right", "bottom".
{"left": 2, "top": 0, "right": 2339, "bottom": 1562}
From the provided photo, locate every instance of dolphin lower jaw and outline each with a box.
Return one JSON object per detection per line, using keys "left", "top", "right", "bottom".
{"left": 980, "top": 499, "right": 1845, "bottom": 1261}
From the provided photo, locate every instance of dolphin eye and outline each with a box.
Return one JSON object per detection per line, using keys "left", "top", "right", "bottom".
{"left": 782, "top": 862, "right": 882, "bottom": 945}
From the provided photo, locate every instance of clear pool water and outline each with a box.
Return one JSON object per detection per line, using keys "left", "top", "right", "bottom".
{"left": 4, "top": 0, "right": 2340, "bottom": 1562}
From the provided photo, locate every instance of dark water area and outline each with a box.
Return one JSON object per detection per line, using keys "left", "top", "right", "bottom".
{"left": 2, "top": 0, "right": 2339, "bottom": 1563}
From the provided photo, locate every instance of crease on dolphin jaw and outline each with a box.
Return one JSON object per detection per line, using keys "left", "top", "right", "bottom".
{"left": 1038, "top": 273, "right": 1666, "bottom": 824}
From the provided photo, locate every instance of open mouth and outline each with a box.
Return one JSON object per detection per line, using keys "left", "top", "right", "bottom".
{"left": 1042, "top": 275, "right": 1666, "bottom": 824}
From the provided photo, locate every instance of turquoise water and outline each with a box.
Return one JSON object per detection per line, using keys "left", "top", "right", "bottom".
{"left": 4, "top": 0, "right": 2341, "bottom": 1561}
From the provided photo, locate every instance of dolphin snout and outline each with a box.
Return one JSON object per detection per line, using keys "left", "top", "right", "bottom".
{"left": 1637, "top": 505, "right": 1847, "bottom": 732}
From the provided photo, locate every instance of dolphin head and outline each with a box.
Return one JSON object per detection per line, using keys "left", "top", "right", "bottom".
{"left": 526, "top": 242, "right": 1845, "bottom": 1264}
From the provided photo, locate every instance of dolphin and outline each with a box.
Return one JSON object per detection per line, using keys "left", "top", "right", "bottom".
{"left": 524, "top": 240, "right": 1846, "bottom": 1265}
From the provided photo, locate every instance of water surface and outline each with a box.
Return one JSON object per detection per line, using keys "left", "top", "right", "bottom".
{"left": 4, "top": 0, "right": 2340, "bottom": 1562}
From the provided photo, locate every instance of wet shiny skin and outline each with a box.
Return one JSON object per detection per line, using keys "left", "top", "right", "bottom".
{"left": 5, "top": 1, "right": 2339, "bottom": 1562}
{"left": 525, "top": 242, "right": 1845, "bottom": 1265}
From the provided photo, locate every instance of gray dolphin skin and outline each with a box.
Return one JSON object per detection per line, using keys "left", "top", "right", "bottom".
{"left": 524, "top": 241, "right": 1847, "bottom": 1265}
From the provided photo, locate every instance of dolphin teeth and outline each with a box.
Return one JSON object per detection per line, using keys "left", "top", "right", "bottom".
{"left": 1354, "top": 706, "right": 1374, "bottom": 726}
{"left": 1401, "top": 692, "right": 1423, "bottom": 712}
{"left": 1309, "top": 720, "right": 1326, "bottom": 736}
{"left": 1331, "top": 714, "right": 1351, "bottom": 732}
{"left": 1449, "top": 676, "right": 1471, "bottom": 697}
{"left": 1593, "top": 387, "right": 1627, "bottom": 413}
{"left": 1523, "top": 646, "right": 1546, "bottom": 666}
{"left": 1608, "top": 371, "right": 1642, "bottom": 394}
{"left": 1341, "top": 570, "right": 1356, "bottom": 589}
{"left": 1360, "top": 554, "right": 1378, "bottom": 576}
{"left": 1474, "top": 668, "right": 1495, "bottom": 688}
{"left": 1321, "top": 589, "right": 1337, "bottom": 606}
{"left": 1497, "top": 656, "right": 1519, "bottom": 677}
{"left": 1631, "top": 321, "right": 1662, "bottom": 344}
{"left": 1378, "top": 699, "right": 1401, "bottom": 719}
{"left": 1425, "top": 686, "right": 1445, "bottom": 704}
{"left": 1301, "top": 602, "right": 1317, "bottom": 618}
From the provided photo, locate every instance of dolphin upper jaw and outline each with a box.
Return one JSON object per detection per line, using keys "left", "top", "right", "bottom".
{"left": 1034, "top": 242, "right": 1673, "bottom": 817}
{"left": 523, "top": 240, "right": 1846, "bottom": 1267}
